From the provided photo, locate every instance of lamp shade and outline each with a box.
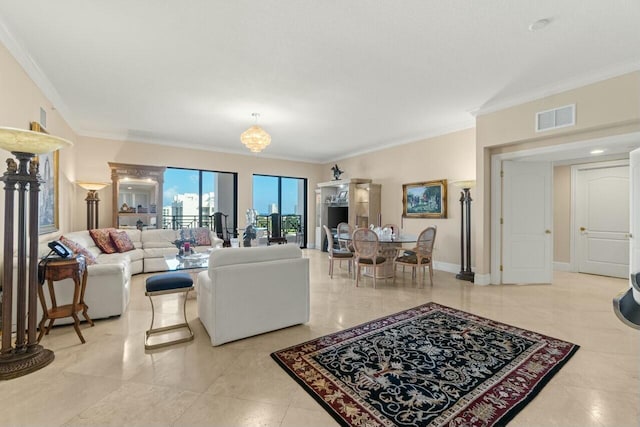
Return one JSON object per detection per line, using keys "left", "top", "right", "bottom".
{"left": 452, "top": 179, "right": 476, "bottom": 189}
{"left": 0, "top": 127, "right": 73, "bottom": 154}
{"left": 240, "top": 125, "right": 271, "bottom": 153}
{"left": 77, "top": 182, "right": 109, "bottom": 191}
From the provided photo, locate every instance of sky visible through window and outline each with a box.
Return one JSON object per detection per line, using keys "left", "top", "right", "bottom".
{"left": 163, "top": 168, "right": 214, "bottom": 207}
{"left": 252, "top": 175, "right": 302, "bottom": 215}
{"left": 163, "top": 169, "right": 302, "bottom": 215}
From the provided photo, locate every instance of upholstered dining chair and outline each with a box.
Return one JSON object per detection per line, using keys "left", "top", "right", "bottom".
{"left": 336, "top": 222, "right": 354, "bottom": 252}
{"left": 393, "top": 226, "right": 437, "bottom": 286}
{"left": 352, "top": 228, "right": 386, "bottom": 288}
{"left": 323, "top": 225, "right": 353, "bottom": 278}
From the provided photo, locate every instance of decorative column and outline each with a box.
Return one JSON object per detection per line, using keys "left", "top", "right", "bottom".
{"left": 0, "top": 125, "right": 72, "bottom": 380}
{"left": 77, "top": 182, "right": 109, "bottom": 230}
{"left": 453, "top": 180, "right": 475, "bottom": 282}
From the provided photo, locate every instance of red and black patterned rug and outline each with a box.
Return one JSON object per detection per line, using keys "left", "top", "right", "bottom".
{"left": 271, "top": 302, "right": 579, "bottom": 427}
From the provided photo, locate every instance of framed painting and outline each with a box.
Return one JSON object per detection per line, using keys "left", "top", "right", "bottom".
{"left": 402, "top": 179, "right": 447, "bottom": 218}
{"left": 31, "top": 121, "right": 59, "bottom": 234}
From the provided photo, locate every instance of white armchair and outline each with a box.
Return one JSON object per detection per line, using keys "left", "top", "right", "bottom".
{"left": 197, "top": 244, "right": 310, "bottom": 346}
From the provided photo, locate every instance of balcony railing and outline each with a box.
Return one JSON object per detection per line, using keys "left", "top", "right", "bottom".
{"left": 161, "top": 215, "right": 214, "bottom": 230}
{"left": 160, "top": 214, "right": 304, "bottom": 246}
{"left": 255, "top": 215, "right": 302, "bottom": 233}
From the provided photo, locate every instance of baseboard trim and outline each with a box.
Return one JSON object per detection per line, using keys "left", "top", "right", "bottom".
{"left": 433, "top": 261, "right": 461, "bottom": 274}
{"left": 474, "top": 274, "right": 491, "bottom": 286}
{"left": 553, "top": 262, "right": 570, "bottom": 271}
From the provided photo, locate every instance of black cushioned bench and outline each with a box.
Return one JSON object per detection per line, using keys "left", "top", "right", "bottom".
{"left": 144, "top": 273, "right": 194, "bottom": 350}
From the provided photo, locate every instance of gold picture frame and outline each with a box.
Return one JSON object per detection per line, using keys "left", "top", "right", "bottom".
{"left": 402, "top": 179, "right": 447, "bottom": 219}
{"left": 31, "top": 121, "right": 59, "bottom": 234}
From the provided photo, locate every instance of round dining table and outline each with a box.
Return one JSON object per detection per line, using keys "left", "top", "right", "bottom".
{"left": 337, "top": 232, "right": 417, "bottom": 279}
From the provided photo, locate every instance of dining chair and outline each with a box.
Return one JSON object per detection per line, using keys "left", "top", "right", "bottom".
{"left": 213, "top": 212, "right": 232, "bottom": 247}
{"left": 352, "top": 228, "right": 386, "bottom": 288}
{"left": 323, "top": 225, "right": 353, "bottom": 278}
{"left": 336, "top": 222, "right": 354, "bottom": 252}
{"left": 267, "top": 213, "right": 288, "bottom": 245}
{"left": 393, "top": 226, "right": 437, "bottom": 286}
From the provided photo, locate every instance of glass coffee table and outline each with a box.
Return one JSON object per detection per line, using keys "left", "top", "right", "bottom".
{"left": 164, "top": 252, "right": 211, "bottom": 271}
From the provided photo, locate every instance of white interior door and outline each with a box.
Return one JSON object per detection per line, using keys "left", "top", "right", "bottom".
{"left": 575, "top": 164, "right": 629, "bottom": 278}
{"left": 502, "top": 161, "right": 553, "bottom": 284}
{"left": 630, "top": 149, "right": 640, "bottom": 303}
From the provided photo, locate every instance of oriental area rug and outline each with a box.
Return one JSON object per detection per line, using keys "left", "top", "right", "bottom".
{"left": 271, "top": 302, "right": 579, "bottom": 427}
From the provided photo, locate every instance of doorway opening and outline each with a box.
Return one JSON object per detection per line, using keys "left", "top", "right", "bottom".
{"left": 491, "top": 132, "right": 640, "bottom": 284}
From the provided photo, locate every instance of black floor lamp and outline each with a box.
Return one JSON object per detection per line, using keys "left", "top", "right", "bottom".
{"left": 0, "top": 125, "right": 72, "bottom": 380}
{"left": 77, "top": 182, "right": 109, "bottom": 230}
{"left": 454, "top": 180, "right": 475, "bottom": 282}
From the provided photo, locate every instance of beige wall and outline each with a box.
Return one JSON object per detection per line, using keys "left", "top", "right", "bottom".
{"left": 0, "top": 41, "right": 79, "bottom": 265}
{"left": 72, "top": 136, "right": 324, "bottom": 241}
{"left": 475, "top": 71, "right": 640, "bottom": 278}
{"left": 553, "top": 165, "right": 571, "bottom": 264}
{"left": 324, "top": 128, "right": 476, "bottom": 267}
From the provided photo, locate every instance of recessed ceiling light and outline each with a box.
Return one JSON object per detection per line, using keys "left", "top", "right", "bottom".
{"left": 529, "top": 18, "right": 551, "bottom": 32}
{"left": 590, "top": 149, "right": 605, "bottom": 155}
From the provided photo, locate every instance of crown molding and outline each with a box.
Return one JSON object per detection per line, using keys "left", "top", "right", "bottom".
{"left": 0, "top": 16, "right": 77, "bottom": 129}
{"left": 470, "top": 60, "right": 640, "bottom": 117}
{"left": 77, "top": 129, "right": 321, "bottom": 164}
{"left": 324, "top": 118, "right": 476, "bottom": 164}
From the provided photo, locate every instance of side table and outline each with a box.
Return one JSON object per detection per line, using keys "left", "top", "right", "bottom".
{"left": 37, "top": 255, "right": 94, "bottom": 344}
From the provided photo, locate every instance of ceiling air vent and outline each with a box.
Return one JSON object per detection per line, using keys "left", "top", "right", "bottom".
{"left": 535, "top": 104, "right": 575, "bottom": 132}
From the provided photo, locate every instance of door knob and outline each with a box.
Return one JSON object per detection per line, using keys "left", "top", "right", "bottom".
{"left": 579, "top": 227, "right": 586, "bottom": 232}
{"left": 545, "top": 229, "right": 551, "bottom": 234}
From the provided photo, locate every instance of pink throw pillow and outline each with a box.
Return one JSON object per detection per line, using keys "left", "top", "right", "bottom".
{"left": 89, "top": 228, "right": 117, "bottom": 254}
{"left": 109, "top": 230, "right": 135, "bottom": 253}
{"left": 59, "top": 236, "right": 98, "bottom": 265}
{"left": 193, "top": 227, "right": 211, "bottom": 246}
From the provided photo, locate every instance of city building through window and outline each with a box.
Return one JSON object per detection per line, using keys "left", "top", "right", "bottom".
{"left": 164, "top": 168, "right": 238, "bottom": 232}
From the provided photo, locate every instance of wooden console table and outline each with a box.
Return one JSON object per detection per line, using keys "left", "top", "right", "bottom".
{"left": 37, "top": 255, "right": 94, "bottom": 344}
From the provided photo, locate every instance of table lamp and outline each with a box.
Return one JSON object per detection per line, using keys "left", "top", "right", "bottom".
{"left": 0, "top": 125, "right": 72, "bottom": 379}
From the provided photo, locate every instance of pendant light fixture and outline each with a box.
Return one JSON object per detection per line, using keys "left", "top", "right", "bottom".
{"left": 240, "top": 113, "right": 271, "bottom": 153}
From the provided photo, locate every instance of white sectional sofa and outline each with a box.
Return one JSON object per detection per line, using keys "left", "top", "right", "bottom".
{"left": 197, "top": 244, "right": 310, "bottom": 346}
{"left": 11, "top": 228, "right": 222, "bottom": 326}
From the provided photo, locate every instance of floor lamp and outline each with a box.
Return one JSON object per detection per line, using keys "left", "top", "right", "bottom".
{"left": 454, "top": 180, "right": 475, "bottom": 282}
{"left": 77, "top": 182, "right": 109, "bottom": 230}
{"left": 0, "top": 126, "right": 72, "bottom": 380}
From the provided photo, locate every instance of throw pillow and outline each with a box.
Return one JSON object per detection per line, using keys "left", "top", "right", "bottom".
{"left": 180, "top": 228, "right": 195, "bottom": 242}
{"left": 89, "top": 228, "right": 117, "bottom": 254}
{"left": 59, "top": 236, "right": 98, "bottom": 265}
{"left": 109, "top": 230, "right": 135, "bottom": 253}
{"left": 193, "top": 227, "right": 211, "bottom": 246}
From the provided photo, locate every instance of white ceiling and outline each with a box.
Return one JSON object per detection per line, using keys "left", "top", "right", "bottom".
{"left": 1, "top": 0, "right": 639, "bottom": 163}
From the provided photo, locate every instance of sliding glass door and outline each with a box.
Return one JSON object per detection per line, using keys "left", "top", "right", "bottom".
{"left": 163, "top": 167, "right": 237, "bottom": 232}
{"left": 253, "top": 174, "right": 307, "bottom": 247}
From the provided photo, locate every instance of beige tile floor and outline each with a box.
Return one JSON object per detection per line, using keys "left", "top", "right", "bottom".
{"left": 1, "top": 249, "right": 638, "bottom": 426}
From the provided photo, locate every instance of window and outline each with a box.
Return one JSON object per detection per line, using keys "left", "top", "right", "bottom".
{"left": 163, "top": 167, "right": 237, "bottom": 232}
{"left": 252, "top": 174, "right": 307, "bottom": 247}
